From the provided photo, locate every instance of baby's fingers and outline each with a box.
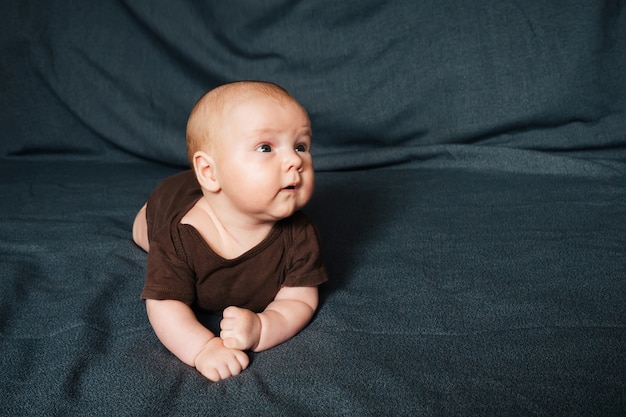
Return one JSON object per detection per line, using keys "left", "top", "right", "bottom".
{"left": 219, "top": 350, "right": 250, "bottom": 379}
{"left": 220, "top": 306, "right": 243, "bottom": 333}
{"left": 222, "top": 335, "right": 245, "bottom": 350}
{"left": 222, "top": 305, "right": 243, "bottom": 319}
{"left": 197, "top": 351, "right": 249, "bottom": 382}
{"left": 233, "top": 349, "right": 250, "bottom": 370}
{"left": 200, "top": 367, "right": 222, "bottom": 382}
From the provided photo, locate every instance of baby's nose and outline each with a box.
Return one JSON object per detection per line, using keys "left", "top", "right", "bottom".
{"left": 284, "top": 150, "right": 303, "bottom": 171}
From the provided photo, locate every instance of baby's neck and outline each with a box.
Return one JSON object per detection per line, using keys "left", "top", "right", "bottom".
{"left": 181, "top": 197, "right": 275, "bottom": 260}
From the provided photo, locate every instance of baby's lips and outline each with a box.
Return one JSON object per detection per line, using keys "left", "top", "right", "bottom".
{"left": 282, "top": 178, "right": 301, "bottom": 190}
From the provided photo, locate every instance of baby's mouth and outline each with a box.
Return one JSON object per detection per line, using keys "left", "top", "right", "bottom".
{"left": 282, "top": 182, "right": 300, "bottom": 192}
{"left": 282, "top": 177, "right": 301, "bottom": 191}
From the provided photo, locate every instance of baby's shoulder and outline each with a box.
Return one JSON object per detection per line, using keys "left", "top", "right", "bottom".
{"left": 147, "top": 170, "right": 202, "bottom": 229}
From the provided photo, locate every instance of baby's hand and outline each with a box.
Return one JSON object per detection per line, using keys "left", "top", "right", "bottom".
{"left": 220, "top": 306, "right": 262, "bottom": 351}
{"left": 194, "top": 337, "right": 249, "bottom": 382}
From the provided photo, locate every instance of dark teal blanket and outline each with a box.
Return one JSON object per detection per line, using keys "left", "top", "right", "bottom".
{"left": 1, "top": 1, "right": 625, "bottom": 415}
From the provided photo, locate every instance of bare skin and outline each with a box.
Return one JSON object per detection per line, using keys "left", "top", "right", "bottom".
{"left": 133, "top": 82, "right": 321, "bottom": 382}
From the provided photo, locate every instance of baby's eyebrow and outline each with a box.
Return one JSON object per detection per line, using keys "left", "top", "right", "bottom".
{"left": 297, "top": 126, "right": 312, "bottom": 137}
{"left": 250, "top": 127, "right": 312, "bottom": 138}
{"left": 246, "top": 128, "right": 280, "bottom": 140}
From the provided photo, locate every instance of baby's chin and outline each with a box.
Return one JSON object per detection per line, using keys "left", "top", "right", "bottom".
{"left": 295, "top": 196, "right": 313, "bottom": 212}
{"left": 270, "top": 203, "right": 307, "bottom": 221}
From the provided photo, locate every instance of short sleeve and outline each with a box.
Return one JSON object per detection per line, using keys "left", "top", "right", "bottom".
{"left": 283, "top": 212, "right": 328, "bottom": 288}
{"left": 140, "top": 240, "right": 196, "bottom": 305}
{"left": 139, "top": 170, "right": 202, "bottom": 305}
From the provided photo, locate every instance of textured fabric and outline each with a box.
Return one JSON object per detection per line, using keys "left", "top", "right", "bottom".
{"left": 1, "top": 0, "right": 626, "bottom": 416}
{"left": 1, "top": 0, "right": 625, "bottom": 168}
{"left": 1, "top": 161, "right": 625, "bottom": 416}
{"left": 142, "top": 171, "right": 327, "bottom": 313}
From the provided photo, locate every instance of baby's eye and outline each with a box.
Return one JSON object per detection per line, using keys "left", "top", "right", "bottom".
{"left": 295, "top": 144, "right": 307, "bottom": 152}
{"left": 256, "top": 144, "right": 272, "bottom": 153}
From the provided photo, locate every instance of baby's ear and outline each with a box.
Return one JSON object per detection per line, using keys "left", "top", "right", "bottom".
{"left": 193, "top": 151, "right": 220, "bottom": 193}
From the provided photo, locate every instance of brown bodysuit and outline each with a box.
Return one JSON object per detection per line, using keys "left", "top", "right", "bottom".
{"left": 140, "top": 170, "right": 328, "bottom": 313}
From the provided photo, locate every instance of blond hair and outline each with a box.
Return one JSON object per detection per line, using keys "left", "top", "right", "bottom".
{"left": 185, "top": 81, "right": 298, "bottom": 165}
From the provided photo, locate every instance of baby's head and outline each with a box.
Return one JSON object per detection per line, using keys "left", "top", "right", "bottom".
{"left": 186, "top": 82, "right": 300, "bottom": 162}
{"left": 186, "top": 81, "right": 315, "bottom": 221}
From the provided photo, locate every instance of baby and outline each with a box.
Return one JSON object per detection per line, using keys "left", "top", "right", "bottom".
{"left": 132, "top": 81, "right": 328, "bottom": 382}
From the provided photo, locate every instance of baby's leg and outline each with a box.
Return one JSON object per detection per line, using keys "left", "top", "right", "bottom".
{"left": 132, "top": 203, "right": 149, "bottom": 252}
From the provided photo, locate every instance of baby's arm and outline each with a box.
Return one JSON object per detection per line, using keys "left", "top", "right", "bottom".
{"left": 220, "top": 286, "right": 318, "bottom": 352}
{"left": 146, "top": 299, "right": 249, "bottom": 382}
{"left": 132, "top": 203, "right": 149, "bottom": 252}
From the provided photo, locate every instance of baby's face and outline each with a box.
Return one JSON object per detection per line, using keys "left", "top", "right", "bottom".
{"left": 212, "top": 94, "right": 315, "bottom": 222}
